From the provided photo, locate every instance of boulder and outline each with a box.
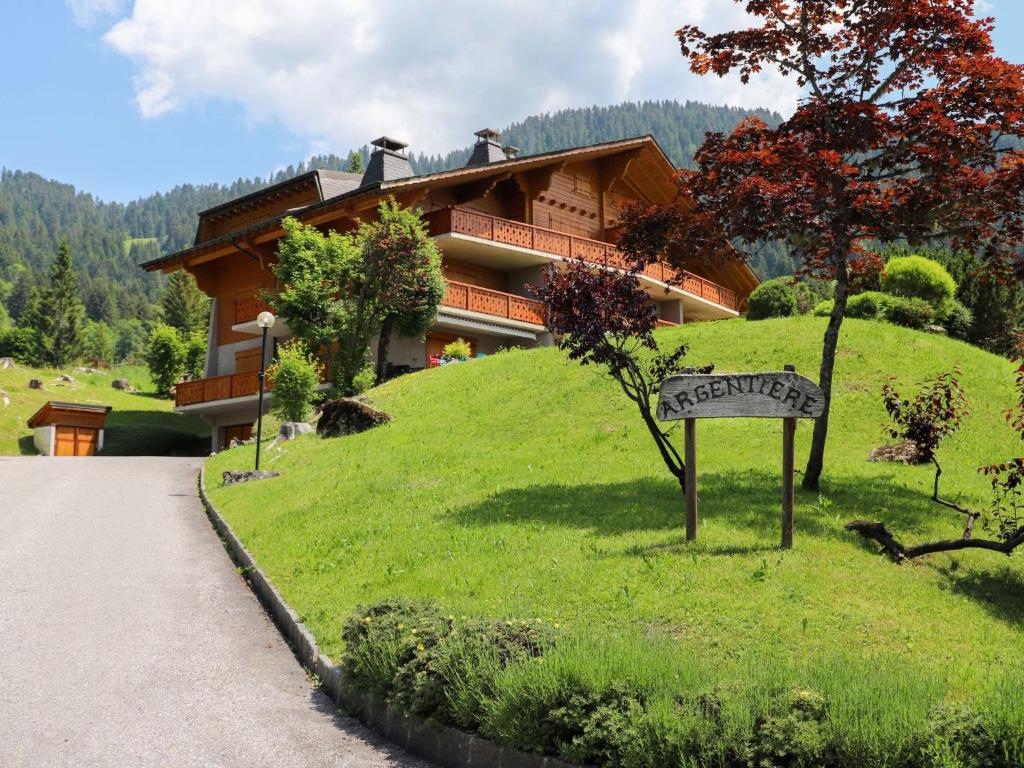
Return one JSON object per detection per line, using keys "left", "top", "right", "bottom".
{"left": 221, "top": 470, "right": 280, "bottom": 486}
{"left": 868, "top": 440, "right": 925, "bottom": 464}
{"left": 317, "top": 397, "right": 392, "bottom": 438}
{"left": 924, "top": 324, "right": 948, "bottom": 335}
{"left": 55, "top": 374, "right": 77, "bottom": 385}
{"left": 0, "top": 357, "right": 15, "bottom": 370}
{"left": 28, "top": 378, "right": 43, "bottom": 390}
{"left": 0, "top": 388, "right": 9, "bottom": 408}
{"left": 112, "top": 379, "right": 134, "bottom": 392}
{"left": 278, "top": 421, "right": 315, "bottom": 441}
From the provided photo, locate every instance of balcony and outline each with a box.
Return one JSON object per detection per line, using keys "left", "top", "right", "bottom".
{"left": 175, "top": 371, "right": 263, "bottom": 407}
{"left": 441, "top": 278, "right": 546, "bottom": 326}
{"left": 425, "top": 206, "right": 738, "bottom": 312}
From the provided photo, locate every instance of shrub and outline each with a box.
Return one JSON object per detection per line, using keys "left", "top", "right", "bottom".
{"left": 793, "top": 280, "right": 833, "bottom": 314}
{"left": 880, "top": 255, "right": 957, "bottom": 307}
{"left": 812, "top": 300, "right": 834, "bottom": 317}
{"left": 144, "top": 323, "right": 186, "bottom": 396}
{"left": 0, "top": 327, "right": 38, "bottom": 364}
{"left": 941, "top": 300, "right": 974, "bottom": 341}
{"left": 747, "top": 278, "right": 799, "bottom": 320}
{"left": 845, "top": 291, "right": 892, "bottom": 320}
{"left": 184, "top": 331, "right": 207, "bottom": 380}
{"left": 746, "top": 691, "right": 829, "bottom": 768}
{"left": 443, "top": 337, "right": 473, "bottom": 360}
{"left": 884, "top": 296, "right": 935, "bottom": 329}
{"left": 923, "top": 702, "right": 1003, "bottom": 768}
{"left": 266, "top": 339, "right": 322, "bottom": 423}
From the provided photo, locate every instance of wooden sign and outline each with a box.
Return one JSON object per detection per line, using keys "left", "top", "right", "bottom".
{"left": 657, "top": 371, "right": 824, "bottom": 421}
{"left": 657, "top": 366, "right": 824, "bottom": 550}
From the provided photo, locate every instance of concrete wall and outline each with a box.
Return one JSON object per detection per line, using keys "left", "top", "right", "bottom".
{"left": 658, "top": 299, "right": 684, "bottom": 325}
{"left": 214, "top": 337, "right": 270, "bottom": 377}
{"left": 33, "top": 426, "right": 54, "bottom": 456}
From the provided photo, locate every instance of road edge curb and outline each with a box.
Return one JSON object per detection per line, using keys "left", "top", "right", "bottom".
{"left": 197, "top": 466, "right": 578, "bottom": 768}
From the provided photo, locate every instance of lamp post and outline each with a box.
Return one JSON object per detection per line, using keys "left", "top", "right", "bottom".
{"left": 254, "top": 311, "right": 275, "bottom": 471}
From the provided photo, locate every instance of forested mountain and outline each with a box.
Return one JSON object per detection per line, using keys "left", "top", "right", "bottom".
{"left": 0, "top": 99, "right": 791, "bottom": 333}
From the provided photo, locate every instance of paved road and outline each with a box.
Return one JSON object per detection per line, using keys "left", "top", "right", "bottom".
{"left": 0, "top": 456, "right": 430, "bottom": 768}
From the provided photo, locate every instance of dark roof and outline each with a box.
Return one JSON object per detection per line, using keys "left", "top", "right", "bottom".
{"left": 141, "top": 135, "right": 674, "bottom": 272}
{"left": 316, "top": 170, "right": 364, "bottom": 199}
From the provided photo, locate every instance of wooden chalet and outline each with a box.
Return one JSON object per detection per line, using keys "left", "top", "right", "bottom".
{"left": 142, "top": 131, "right": 759, "bottom": 450}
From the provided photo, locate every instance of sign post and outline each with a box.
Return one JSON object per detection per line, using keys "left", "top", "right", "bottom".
{"left": 657, "top": 364, "right": 824, "bottom": 549}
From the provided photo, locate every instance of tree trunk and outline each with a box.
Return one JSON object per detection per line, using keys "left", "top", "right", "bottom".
{"left": 802, "top": 253, "right": 849, "bottom": 491}
{"left": 375, "top": 316, "right": 394, "bottom": 385}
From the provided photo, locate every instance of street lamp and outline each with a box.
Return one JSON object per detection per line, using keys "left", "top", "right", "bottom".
{"left": 254, "top": 311, "right": 275, "bottom": 471}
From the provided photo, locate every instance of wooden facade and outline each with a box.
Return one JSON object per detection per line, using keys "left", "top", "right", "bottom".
{"left": 143, "top": 135, "right": 759, "bottom": 423}
{"left": 27, "top": 401, "right": 112, "bottom": 457}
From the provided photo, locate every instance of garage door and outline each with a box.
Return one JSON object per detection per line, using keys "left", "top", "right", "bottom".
{"left": 54, "top": 426, "right": 99, "bottom": 456}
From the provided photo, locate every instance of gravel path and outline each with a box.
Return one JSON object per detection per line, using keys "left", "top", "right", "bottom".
{"left": 0, "top": 456, "right": 431, "bottom": 768}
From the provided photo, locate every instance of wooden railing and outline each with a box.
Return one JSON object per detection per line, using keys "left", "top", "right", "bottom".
{"left": 426, "top": 206, "right": 738, "bottom": 312}
{"left": 175, "top": 371, "right": 264, "bottom": 407}
{"left": 234, "top": 292, "right": 273, "bottom": 325}
{"left": 441, "top": 279, "right": 547, "bottom": 325}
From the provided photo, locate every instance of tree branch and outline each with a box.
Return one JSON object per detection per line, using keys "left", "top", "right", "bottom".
{"left": 845, "top": 520, "right": 1024, "bottom": 562}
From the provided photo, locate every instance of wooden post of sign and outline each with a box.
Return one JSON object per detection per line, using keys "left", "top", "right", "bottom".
{"left": 781, "top": 364, "right": 796, "bottom": 549}
{"left": 684, "top": 417, "right": 698, "bottom": 541}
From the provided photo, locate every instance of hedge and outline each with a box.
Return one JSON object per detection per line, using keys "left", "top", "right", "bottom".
{"left": 339, "top": 599, "right": 1024, "bottom": 768}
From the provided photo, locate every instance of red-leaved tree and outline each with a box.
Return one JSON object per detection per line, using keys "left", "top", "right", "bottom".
{"left": 620, "top": 0, "right": 1024, "bottom": 490}
{"left": 534, "top": 259, "right": 711, "bottom": 507}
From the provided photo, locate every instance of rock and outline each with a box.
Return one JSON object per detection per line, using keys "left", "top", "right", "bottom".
{"left": 112, "top": 379, "right": 134, "bottom": 391}
{"left": 221, "top": 470, "right": 280, "bottom": 486}
{"left": 278, "top": 421, "right": 314, "bottom": 441}
{"left": 228, "top": 437, "right": 255, "bottom": 449}
{"left": 28, "top": 379, "right": 43, "bottom": 390}
{"left": 57, "top": 374, "right": 77, "bottom": 384}
{"left": 317, "top": 397, "right": 393, "bottom": 438}
{"left": 0, "top": 357, "right": 15, "bottom": 370}
{"left": 868, "top": 440, "right": 925, "bottom": 464}
{"left": 924, "top": 324, "right": 948, "bottom": 335}
{"left": 0, "top": 388, "right": 9, "bottom": 407}
{"left": 76, "top": 366, "right": 102, "bottom": 375}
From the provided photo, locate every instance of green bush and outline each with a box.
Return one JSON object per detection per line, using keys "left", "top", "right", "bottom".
{"left": 884, "top": 296, "right": 935, "bottom": 329}
{"left": 747, "top": 278, "right": 799, "bottom": 320}
{"left": 266, "top": 339, "right": 322, "bottom": 423}
{"left": 443, "top": 338, "right": 473, "bottom": 360}
{"left": 845, "top": 291, "right": 892, "bottom": 320}
{"left": 338, "top": 600, "right": 1024, "bottom": 768}
{"left": 940, "top": 300, "right": 974, "bottom": 341}
{"left": 144, "top": 323, "right": 186, "bottom": 396}
{"left": 880, "top": 256, "right": 957, "bottom": 307}
{"left": 793, "top": 280, "right": 833, "bottom": 315}
{"left": 0, "top": 327, "right": 38, "bottom": 364}
{"left": 184, "top": 331, "right": 207, "bottom": 380}
{"left": 812, "top": 300, "right": 834, "bottom": 317}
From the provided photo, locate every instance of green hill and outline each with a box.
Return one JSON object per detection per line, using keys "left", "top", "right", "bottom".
{"left": 0, "top": 363, "right": 208, "bottom": 455}
{"left": 206, "top": 317, "right": 1023, "bottom": 762}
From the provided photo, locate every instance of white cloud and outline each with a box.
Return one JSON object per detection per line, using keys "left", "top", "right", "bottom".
{"left": 91, "top": 0, "right": 801, "bottom": 156}
{"left": 67, "top": 0, "right": 128, "bottom": 28}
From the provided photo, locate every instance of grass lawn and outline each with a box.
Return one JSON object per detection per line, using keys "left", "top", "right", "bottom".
{"left": 0, "top": 363, "right": 209, "bottom": 455}
{"left": 206, "top": 317, "right": 1024, "bottom": 758}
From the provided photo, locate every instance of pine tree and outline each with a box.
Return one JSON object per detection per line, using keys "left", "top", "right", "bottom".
{"left": 30, "top": 242, "right": 85, "bottom": 367}
{"left": 160, "top": 270, "right": 210, "bottom": 335}
{"left": 346, "top": 150, "right": 364, "bottom": 174}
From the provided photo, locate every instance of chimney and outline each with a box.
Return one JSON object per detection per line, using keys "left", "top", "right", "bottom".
{"left": 502, "top": 145, "right": 519, "bottom": 160}
{"left": 362, "top": 136, "right": 413, "bottom": 184}
{"left": 466, "top": 128, "right": 507, "bottom": 166}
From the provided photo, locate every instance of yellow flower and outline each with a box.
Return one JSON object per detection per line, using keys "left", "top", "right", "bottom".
{"left": 397, "top": 623, "right": 404, "bottom": 630}
{"left": 417, "top": 644, "right": 425, "bottom": 652}
{"left": 411, "top": 628, "right": 417, "bottom": 635}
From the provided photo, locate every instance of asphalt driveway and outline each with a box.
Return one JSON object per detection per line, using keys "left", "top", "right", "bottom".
{"left": 0, "top": 456, "right": 430, "bottom": 768}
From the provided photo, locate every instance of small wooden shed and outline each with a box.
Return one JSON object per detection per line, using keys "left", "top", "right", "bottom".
{"left": 27, "top": 401, "right": 112, "bottom": 456}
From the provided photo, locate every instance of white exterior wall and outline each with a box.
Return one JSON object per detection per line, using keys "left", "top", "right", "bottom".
{"left": 215, "top": 337, "right": 270, "bottom": 377}
{"left": 33, "top": 426, "right": 55, "bottom": 456}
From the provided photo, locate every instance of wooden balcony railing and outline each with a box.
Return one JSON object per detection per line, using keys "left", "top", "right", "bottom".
{"left": 175, "top": 371, "right": 265, "bottom": 407}
{"left": 234, "top": 292, "right": 274, "bottom": 325}
{"left": 441, "top": 279, "right": 547, "bottom": 325}
{"left": 426, "top": 206, "right": 738, "bottom": 312}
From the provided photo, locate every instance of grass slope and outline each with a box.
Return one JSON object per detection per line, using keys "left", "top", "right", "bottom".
{"left": 0, "top": 364, "right": 208, "bottom": 455}
{"left": 207, "top": 318, "right": 1024, "bottom": 714}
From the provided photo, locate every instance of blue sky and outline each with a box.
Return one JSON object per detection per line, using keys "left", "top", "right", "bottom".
{"left": 2, "top": 1, "right": 1022, "bottom": 203}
